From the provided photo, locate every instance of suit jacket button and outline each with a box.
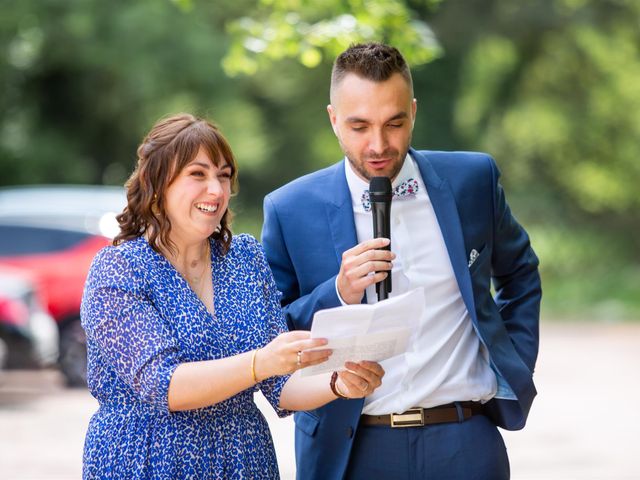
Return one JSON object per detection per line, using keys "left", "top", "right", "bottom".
{"left": 346, "top": 427, "right": 354, "bottom": 438}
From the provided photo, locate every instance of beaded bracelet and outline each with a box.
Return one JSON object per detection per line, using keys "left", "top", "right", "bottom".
{"left": 330, "top": 371, "right": 348, "bottom": 399}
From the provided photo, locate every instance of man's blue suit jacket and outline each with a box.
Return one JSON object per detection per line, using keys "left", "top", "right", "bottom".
{"left": 262, "top": 149, "right": 541, "bottom": 480}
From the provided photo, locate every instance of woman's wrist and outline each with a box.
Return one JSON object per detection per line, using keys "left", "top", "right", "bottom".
{"left": 330, "top": 371, "right": 348, "bottom": 399}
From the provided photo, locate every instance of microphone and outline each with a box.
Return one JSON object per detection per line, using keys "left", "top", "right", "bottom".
{"left": 369, "top": 176, "right": 392, "bottom": 301}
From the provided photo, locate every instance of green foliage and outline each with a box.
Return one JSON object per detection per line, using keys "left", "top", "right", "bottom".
{"left": 530, "top": 224, "right": 640, "bottom": 320}
{"left": 450, "top": 0, "right": 640, "bottom": 223}
{"left": 406, "top": 0, "right": 640, "bottom": 318}
{"left": 223, "top": 0, "right": 442, "bottom": 76}
{"left": 0, "top": 0, "right": 252, "bottom": 186}
{"left": 1, "top": 0, "right": 639, "bottom": 318}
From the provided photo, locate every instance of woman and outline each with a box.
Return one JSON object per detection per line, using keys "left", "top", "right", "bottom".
{"left": 81, "top": 113, "right": 384, "bottom": 478}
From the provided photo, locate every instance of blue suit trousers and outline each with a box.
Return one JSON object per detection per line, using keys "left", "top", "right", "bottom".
{"left": 344, "top": 414, "right": 509, "bottom": 480}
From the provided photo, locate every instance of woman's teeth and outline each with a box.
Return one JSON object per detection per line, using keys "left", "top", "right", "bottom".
{"left": 196, "top": 203, "right": 218, "bottom": 213}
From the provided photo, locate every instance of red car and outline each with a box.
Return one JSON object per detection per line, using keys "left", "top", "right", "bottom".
{"left": 0, "top": 185, "right": 126, "bottom": 385}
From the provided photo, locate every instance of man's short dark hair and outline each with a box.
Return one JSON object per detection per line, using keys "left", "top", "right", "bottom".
{"left": 330, "top": 43, "right": 413, "bottom": 99}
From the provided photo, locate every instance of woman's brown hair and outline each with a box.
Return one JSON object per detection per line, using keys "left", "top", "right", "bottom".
{"left": 114, "top": 113, "right": 238, "bottom": 255}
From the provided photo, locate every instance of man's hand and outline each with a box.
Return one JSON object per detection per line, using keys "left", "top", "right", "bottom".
{"left": 336, "top": 238, "right": 395, "bottom": 304}
{"left": 336, "top": 361, "right": 385, "bottom": 398}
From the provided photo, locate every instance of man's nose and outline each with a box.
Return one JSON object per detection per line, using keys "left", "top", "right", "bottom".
{"left": 369, "top": 129, "right": 388, "bottom": 153}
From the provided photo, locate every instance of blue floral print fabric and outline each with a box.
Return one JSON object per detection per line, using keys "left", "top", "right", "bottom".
{"left": 81, "top": 234, "right": 290, "bottom": 479}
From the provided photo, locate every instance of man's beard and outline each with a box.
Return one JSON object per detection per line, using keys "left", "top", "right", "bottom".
{"left": 338, "top": 134, "right": 411, "bottom": 181}
{"left": 344, "top": 149, "right": 407, "bottom": 181}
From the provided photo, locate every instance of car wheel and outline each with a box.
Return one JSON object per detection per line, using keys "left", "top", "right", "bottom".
{"left": 1, "top": 333, "right": 37, "bottom": 368}
{"left": 59, "top": 318, "right": 87, "bottom": 387}
{"left": 0, "top": 337, "right": 7, "bottom": 369}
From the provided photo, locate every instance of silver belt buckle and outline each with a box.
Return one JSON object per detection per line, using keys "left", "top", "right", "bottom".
{"left": 390, "top": 407, "right": 424, "bottom": 428}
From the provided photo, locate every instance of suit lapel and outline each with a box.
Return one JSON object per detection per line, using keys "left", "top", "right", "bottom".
{"left": 411, "top": 149, "right": 478, "bottom": 323}
{"left": 325, "top": 161, "right": 359, "bottom": 266}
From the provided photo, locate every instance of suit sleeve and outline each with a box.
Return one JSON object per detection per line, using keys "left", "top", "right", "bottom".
{"left": 489, "top": 157, "right": 542, "bottom": 373}
{"left": 262, "top": 195, "right": 341, "bottom": 331}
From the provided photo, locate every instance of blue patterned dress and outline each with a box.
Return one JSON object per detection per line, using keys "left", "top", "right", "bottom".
{"left": 81, "top": 234, "right": 290, "bottom": 479}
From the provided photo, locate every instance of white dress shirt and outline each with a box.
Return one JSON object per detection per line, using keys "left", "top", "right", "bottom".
{"left": 340, "top": 155, "right": 497, "bottom": 415}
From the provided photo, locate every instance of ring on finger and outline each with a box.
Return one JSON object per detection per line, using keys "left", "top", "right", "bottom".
{"left": 296, "top": 351, "right": 302, "bottom": 367}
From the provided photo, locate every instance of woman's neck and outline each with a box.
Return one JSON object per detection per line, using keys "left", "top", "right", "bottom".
{"left": 164, "top": 235, "right": 214, "bottom": 313}
{"left": 171, "top": 240, "right": 209, "bottom": 273}
{"left": 152, "top": 230, "right": 210, "bottom": 276}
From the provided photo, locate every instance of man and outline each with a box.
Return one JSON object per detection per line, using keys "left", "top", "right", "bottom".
{"left": 262, "top": 43, "right": 541, "bottom": 479}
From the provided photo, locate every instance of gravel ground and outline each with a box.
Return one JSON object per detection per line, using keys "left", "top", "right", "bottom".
{"left": 1, "top": 321, "right": 638, "bottom": 479}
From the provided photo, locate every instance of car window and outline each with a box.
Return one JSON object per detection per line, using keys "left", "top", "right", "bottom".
{"left": 0, "top": 225, "right": 91, "bottom": 256}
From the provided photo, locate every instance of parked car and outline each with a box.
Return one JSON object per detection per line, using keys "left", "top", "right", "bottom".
{"left": 0, "top": 185, "right": 126, "bottom": 386}
{"left": 0, "top": 265, "right": 59, "bottom": 368}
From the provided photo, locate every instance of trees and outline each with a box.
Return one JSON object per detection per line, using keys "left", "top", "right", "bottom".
{"left": 426, "top": 0, "right": 640, "bottom": 316}
{"left": 220, "top": 0, "right": 442, "bottom": 76}
{"left": 221, "top": 0, "right": 640, "bottom": 316}
{"left": 1, "top": 0, "right": 638, "bottom": 315}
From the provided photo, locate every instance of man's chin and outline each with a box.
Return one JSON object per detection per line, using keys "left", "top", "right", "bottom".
{"left": 346, "top": 155, "right": 403, "bottom": 181}
{"left": 364, "top": 163, "right": 403, "bottom": 181}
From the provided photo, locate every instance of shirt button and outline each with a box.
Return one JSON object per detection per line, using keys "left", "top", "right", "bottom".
{"left": 346, "top": 426, "right": 354, "bottom": 438}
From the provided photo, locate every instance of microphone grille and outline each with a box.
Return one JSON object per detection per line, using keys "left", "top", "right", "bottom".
{"left": 369, "top": 176, "right": 392, "bottom": 194}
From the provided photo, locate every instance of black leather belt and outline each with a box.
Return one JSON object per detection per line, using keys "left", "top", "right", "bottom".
{"left": 360, "top": 402, "right": 484, "bottom": 428}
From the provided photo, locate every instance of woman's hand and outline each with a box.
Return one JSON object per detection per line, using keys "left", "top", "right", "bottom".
{"left": 335, "top": 361, "right": 385, "bottom": 399}
{"left": 254, "top": 331, "right": 331, "bottom": 381}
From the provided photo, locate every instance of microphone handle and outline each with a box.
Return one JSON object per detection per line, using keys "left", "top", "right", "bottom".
{"left": 372, "top": 203, "right": 392, "bottom": 301}
{"left": 376, "top": 276, "right": 389, "bottom": 301}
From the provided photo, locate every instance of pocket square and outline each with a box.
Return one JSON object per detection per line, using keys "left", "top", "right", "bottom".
{"left": 468, "top": 249, "right": 480, "bottom": 268}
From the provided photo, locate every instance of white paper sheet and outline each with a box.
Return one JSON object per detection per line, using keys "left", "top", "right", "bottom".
{"left": 301, "top": 287, "right": 424, "bottom": 376}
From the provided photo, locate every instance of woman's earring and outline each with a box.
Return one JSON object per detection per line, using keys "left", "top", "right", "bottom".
{"left": 151, "top": 193, "right": 159, "bottom": 215}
